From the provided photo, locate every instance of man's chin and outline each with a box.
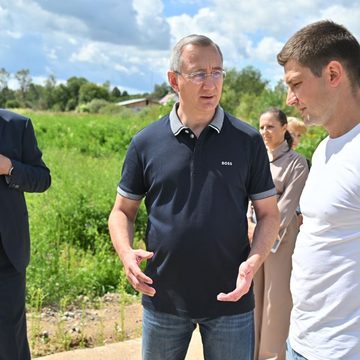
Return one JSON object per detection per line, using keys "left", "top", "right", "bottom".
{"left": 199, "top": 102, "right": 218, "bottom": 113}
{"left": 303, "top": 114, "right": 315, "bottom": 126}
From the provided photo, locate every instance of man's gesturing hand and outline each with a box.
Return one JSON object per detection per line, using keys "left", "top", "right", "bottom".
{"left": 122, "top": 249, "right": 155, "bottom": 297}
{"left": 216, "top": 261, "right": 254, "bottom": 302}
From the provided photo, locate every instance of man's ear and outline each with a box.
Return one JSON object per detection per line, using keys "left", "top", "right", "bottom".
{"left": 325, "top": 60, "right": 343, "bottom": 87}
{"left": 167, "top": 71, "right": 179, "bottom": 93}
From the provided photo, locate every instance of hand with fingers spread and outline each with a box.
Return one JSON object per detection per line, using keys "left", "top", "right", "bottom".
{"left": 217, "top": 260, "right": 254, "bottom": 302}
{"left": 122, "top": 248, "right": 156, "bottom": 297}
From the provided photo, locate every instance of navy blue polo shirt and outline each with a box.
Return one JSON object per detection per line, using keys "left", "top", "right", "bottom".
{"left": 118, "top": 104, "right": 275, "bottom": 318}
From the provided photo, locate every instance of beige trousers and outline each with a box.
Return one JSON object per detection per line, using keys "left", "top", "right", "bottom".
{"left": 253, "top": 225, "right": 297, "bottom": 360}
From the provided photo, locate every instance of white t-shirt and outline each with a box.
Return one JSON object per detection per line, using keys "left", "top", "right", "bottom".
{"left": 289, "top": 123, "right": 360, "bottom": 360}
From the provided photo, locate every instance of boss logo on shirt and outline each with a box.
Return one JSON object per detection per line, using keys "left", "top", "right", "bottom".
{"left": 221, "top": 161, "right": 233, "bottom": 166}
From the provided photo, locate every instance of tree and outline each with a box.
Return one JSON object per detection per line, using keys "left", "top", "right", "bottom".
{"left": 27, "top": 84, "right": 44, "bottom": 109}
{"left": 151, "top": 82, "right": 172, "bottom": 100}
{"left": 102, "top": 80, "right": 111, "bottom": 92}
{"left": 221, "top": 66, "right": 269, "bottom": 114}
{"left": 0, "top": 67, "right": 13, "bottom": 107}
{"left": 235, "top": 80, "right": 298, "bottom": 127}
{"left": 0, "top": 68, "right": 10, "bottom": 90}
{"left": 79, "top": 82, "right": 110, "bottom": 104}
{"left": 15, "top": 69, "right": 32, "bottom": 106}
{"left": 15, "top": 69, "right": 32, "bottom": 94}
{"left": 42, "top": 74, "right": 57, "bottom": 109}
{"left": 66, "top": 77, "right": 89, "bottom": 104}
{"left": 52, "top": 84, "right": 71, "bottom": 111}
{"left": 0, "top": 87, "right": 15, "bottom": 108}
{"left": 110, "top": 86, "right": 122, "bottom": 102}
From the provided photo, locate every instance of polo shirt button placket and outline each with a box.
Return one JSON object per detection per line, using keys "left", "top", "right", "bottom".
{"left": 192, "top": 134, "right": 202, "bottom": 177}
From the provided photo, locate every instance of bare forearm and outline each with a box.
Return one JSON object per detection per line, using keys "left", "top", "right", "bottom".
{"left": 247, "top": 195, "right": 280, "bottom": 274}
{"left": 108, "top": 209, "right": 135, "bottom": 262}
{"left": 248, "top": 212, "right": 279, "bottom": 273}
{"left": 108, "top": 195, "right": 155, "bottom": 296}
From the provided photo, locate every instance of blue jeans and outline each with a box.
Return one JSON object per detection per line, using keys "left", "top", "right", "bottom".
{"left": 142, "top": 307, "right": 254, "bottom": 360}
{"left": 286, "top": 339, "right": 308, "bottom": 360}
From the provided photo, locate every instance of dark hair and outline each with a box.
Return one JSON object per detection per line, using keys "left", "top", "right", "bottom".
{"left": 170, "top": 34, "right": 223, "bottom": 72}
{"left": 277, "top": 20, "right": 360, "bottom": 89}
{"left": 261, "top": 107, "right": 293, "bottom": 150}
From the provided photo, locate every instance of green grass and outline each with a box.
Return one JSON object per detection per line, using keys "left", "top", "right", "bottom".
{"left": 22, "top": 110, "right": 154, "bottom": 306}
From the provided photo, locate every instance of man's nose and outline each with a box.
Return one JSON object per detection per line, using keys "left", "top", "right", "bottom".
{"left": 202, "top": 75, "right": 216, "bottom": 88}
{"left": 286, "top": 88, "right": 298, "bottom": 106}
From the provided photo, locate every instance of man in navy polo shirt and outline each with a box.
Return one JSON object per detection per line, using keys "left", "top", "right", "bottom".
{"left": 109, "top": 34, "right": 279, "bottom": 360}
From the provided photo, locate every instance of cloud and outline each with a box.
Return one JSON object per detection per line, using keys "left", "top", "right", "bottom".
{"left": 0, "top": 0, "right": 87, "bottom": 39}
{"left": 249, "top": 37, "right": 284, "bottom": 63}
{"left": 2, "top": 0, "right": 360, "bottom": 94}
{"left": 45, "top": 47, "right": 58, "bottom": 61}
{"left": 5, "top": 31, "right": 22, "bottom": 39}
{"left": 317, "top": 4, "right": 360, "bottom": 39}
{"left": 70, "top": 43, "right": 110, "bottom": 64}
{"left": 0, "top": 0, "right": 172, "bottom": 92}
{"left": 32, "top": 1, "right": 138, "bottom": 43}
{"left": 133, "top": 0, "right": 171, "bottom": 49}
{"left": 166, "top": 0, "right": 360, "bottom": 86}
{"left": 173, "top": 0, "right": 208, "bottom": 4}
{"left": 31, "top": 0, "right": 170, "bottom": 49}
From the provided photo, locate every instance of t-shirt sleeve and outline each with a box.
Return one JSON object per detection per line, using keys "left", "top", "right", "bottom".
{"left": 117, "top": 139, "right": 146, "bottom": 200}
{"left": 248, "top": 134, "right": 276, "bottom": 201}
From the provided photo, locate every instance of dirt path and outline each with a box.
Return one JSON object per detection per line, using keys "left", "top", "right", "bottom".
{"left": 36, "top": 330, "right": 204, "bottom": 359}
{"left": 29, "top": 294, "right": 142, "bottom": 357}
{"left": 29, "top": 293, "right": 204, "bottom": 359}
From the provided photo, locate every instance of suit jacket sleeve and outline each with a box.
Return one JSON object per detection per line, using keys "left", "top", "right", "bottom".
{"left": 5, "top": 118, "right": 51, "bottom": 193}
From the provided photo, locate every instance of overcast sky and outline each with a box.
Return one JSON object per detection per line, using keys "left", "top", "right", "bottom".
{"left": 1, "top": 0, "right": 360, "bottom": 94}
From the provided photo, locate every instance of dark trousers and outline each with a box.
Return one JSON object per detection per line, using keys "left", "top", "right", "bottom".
{"left": 0, "top": 239, "right": 31, "bottom": 360}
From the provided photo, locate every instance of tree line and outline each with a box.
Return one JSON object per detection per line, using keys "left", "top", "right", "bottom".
{"left": 0, "top": 68, "right": 134, "bottom": 111}
{"left": 0, "top": 66, "right": 297, "bottom": 125}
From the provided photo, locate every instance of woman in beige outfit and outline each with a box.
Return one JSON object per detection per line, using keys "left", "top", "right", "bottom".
{"left": 249, "top": 108, "right": 309, "bottom": 360}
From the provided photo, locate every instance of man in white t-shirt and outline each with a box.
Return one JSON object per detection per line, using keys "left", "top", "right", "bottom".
{"left": 277, "top": 20, "right": 360, "bottom": 360}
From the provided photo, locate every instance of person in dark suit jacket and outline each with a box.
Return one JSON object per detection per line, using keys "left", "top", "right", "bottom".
{"left": 0, "top": 109, "right": 51, "bottom": 359}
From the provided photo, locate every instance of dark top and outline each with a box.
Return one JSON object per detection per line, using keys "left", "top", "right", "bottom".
{"left": 118, "top": 105, "right": 275, "bottom": 318}
{"left": 0, "top": 109, "right": 51, "bottom": 272}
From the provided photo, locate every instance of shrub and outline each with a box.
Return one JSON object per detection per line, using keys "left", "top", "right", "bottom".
{"left": 6, "top": 99, "right": 21, "bottom": 108}
{"left": 84, "top": 98, "right": 111, "bottom": 113}
{"left": 23, "top": 111, "right": 153, "bottom": 305}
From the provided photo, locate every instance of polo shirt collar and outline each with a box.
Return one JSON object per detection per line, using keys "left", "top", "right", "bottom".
{"left": 169, "top": 103, "right": 224, "bottom": 136}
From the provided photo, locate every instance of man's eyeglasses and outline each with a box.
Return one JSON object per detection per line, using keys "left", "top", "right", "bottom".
{"left": 175, "top": 70, "right": 226, "bottom": 85}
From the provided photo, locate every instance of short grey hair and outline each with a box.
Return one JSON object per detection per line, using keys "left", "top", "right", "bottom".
{"left": 169, "top": 34, "right": 223, "bottom": 72}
